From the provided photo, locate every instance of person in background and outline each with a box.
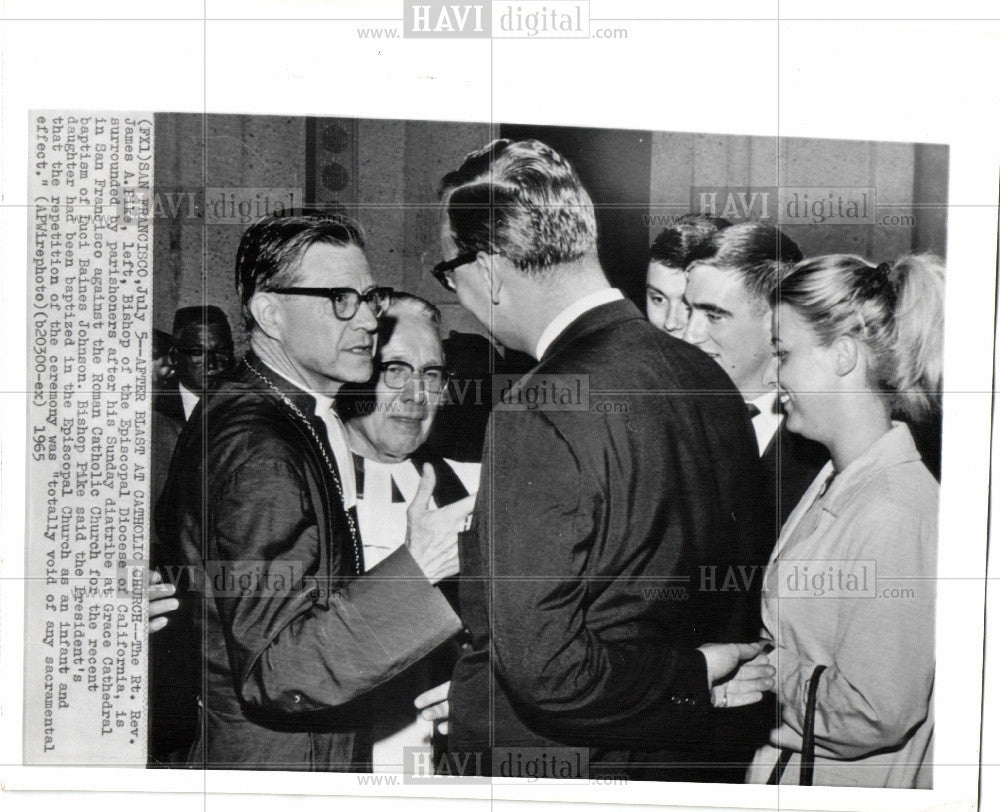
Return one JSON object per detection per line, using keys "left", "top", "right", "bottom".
{"left": 735, "top": 254, "right": 942, "bottom": 788}
{"left": 682, "top": 221, "right": 828, "bottom": 537}
{"left": 151, "top": 325, "right": 185, "bottom": 508}
{"left": 152, "top": 328, "right": 176, "bottom": 392}
{"left": 148, "top": 308, "right": 234, "bottom": 764}
{"left": 165, "top": 305, "right": 236, "bottom": 421}
{"left": 646, "top": 214, "right": 730, "bottom": 338}
{"left": 421, "top": 330, "right": 535, "bottom": 463}
{"left": 337, "top": 292, "right": 479, "bottom": 772}
{"left": 436, "top": 139, "right": 773, "bottom": 782}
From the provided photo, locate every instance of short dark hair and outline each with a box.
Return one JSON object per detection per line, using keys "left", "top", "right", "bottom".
{"left": 688, "top": 221, "right": 803, "bottom": 306}
{"left": 171, "top": 305, "right": 233, "bottom": 342}
{"left": 439, "top": 139, "right": 597, "bottom": 275}
{"left": 648, "top": 214, "right": 731, "bottom": 269}
{"left": 234, "top": 212, "right": 366, "bottom": 332}
{"left": 153, "top": 328, "right": 174, "bottom": 359}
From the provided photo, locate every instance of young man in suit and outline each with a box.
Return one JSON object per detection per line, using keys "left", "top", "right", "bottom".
{"left": 434, "top": 139, "right": 774, "bottom": 781}
{"left": 682, "top": 222, "right": 829, "bottom": 538}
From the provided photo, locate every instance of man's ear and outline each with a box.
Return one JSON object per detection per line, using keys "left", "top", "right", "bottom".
{"left": 249, "top": 292, "right": 283, "bottom": 341}
{"left": 475, "top": 251, "right": 503, "bottom": 305}
{"left": 833, "top": 335, "right": 860, "bottom": 377}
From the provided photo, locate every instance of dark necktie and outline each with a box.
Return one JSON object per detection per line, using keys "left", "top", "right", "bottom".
{"left": 746, "top": 402, "right": 761, "bottom": 419}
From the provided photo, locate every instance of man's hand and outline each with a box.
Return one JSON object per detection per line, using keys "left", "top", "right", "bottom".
{"left": 414, "top": 680, "right": 451, "bottom": 734}
{"left": 708, "top": 651, "right": 775, "bottom": 709}
{"left": 149, "top": 569, "right": 179, "bottom": 633}
{"left": 406, "top": 464, "right": 476, "bottom": 584}
{"left": 697, "top": 641, "right": 767, "bottom": 685}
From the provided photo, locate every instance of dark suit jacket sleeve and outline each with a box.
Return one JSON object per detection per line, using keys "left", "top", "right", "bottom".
{"left": 210, "top": 453, "right": 461, "bottom": 716}
{"left": 487, "top": 411, "right": 712, "bottom": 740}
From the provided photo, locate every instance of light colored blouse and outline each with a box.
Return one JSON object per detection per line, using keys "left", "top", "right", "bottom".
{"left": 747, "top": 422, "right": 937, "bottom": 788}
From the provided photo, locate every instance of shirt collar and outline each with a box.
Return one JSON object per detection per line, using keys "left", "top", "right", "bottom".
{"left": 256, "top": 356, "right": 356, "bottom": 506}
{"left": 750, "top": 390, "right": 780, "bottom": 416}
{"left": 256, "top": 355, "right": 333, "bottom": 416}
{"left": 749, "top": 391, "right": 783, "bottom": 456}
{"left": 818, "top": 421, "right": 923, "bottom": 517}
{"left": 311, "top": 391, "right": 334, "bottom": 417}
{"left": 178, "top": 381, "right": 200, "bottom": 420}
{"left": 535, "top": 288, "right": 624, "bottom": 361}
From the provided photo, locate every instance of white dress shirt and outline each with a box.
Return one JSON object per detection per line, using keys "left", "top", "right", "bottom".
{"left": 749, "top": 390, "right": 784, "bottom": 456}
{"left": 257, "top": 358, "right": 357, "bottom": 509}
{"left": 535, "top": 288, "right": 625, "bottom": 360}
{"left": 311, "top": 392, "right": 357, "bottom": 509}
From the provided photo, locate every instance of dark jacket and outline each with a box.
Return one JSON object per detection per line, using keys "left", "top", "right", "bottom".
{"left": 155, "top": 352, "right": 461, "bottom": 771}
{"left": 447, "top": 299, "right": 771, "bottom": 781}
{"left": 149, "top": 386, "right": 195, "bottom": 763}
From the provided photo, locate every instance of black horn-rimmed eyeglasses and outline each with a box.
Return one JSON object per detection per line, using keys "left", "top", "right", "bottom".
{"left": 432, "top": 252, "right": 477, "bottom": 292}
{"left": 270, "top": 286, "right": 394, "bottom": 320}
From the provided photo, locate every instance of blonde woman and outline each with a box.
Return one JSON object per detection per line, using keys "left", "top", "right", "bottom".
{"left": 738, "top": 254, "right": 942, "bottom": 788}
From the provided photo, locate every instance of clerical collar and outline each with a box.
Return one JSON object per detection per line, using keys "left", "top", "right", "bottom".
{"left": 256, "top": 357, "right": 356, "bottom": 508}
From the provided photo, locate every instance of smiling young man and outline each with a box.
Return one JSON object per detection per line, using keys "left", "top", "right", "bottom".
{"left": 682, "top": 221, "right": 828, "bottom": 535}
{"left": 156, "top": 213, "right": 471, "bottom": 771}
{"left": 645, "top": 214, "right": 730, "bottom": 338}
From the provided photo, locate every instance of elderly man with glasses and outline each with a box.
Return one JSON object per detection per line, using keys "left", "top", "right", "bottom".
{"left": 332, "top": 292, "right": 480, "bottom": 772}
{"left": 156, "top": 213, "right": 473, "bottom": 771}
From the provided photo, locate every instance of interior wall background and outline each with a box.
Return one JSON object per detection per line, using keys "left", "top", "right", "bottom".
{"left": 153, "top": 114, "right": 947, "bottom": 347}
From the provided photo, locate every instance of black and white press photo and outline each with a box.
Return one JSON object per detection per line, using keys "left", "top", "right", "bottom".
{"left": 3, "top": 4, "right": 999, "bottom": 812}
{"left": 137, "top": 115, "right": 946, "bottom": 789}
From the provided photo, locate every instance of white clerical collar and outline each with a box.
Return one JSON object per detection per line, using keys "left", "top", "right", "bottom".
{"left": 178, "top": 381, "right": 200, "bottom": 421}
{"left": 535, "top": 288, "right": 624, "bottom": 360}
{"left": 257, "top": 357, "right": 324, "bottom": 407}
{"left": 311, "top": 391, "right": 334, "bottom": 414}
{"left": 257, "top": 358, "right": 357, "bottom": 508}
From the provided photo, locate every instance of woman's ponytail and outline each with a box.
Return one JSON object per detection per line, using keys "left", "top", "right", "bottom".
{"left": 887, "top": 253, "right": 945, "bottom": 421}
